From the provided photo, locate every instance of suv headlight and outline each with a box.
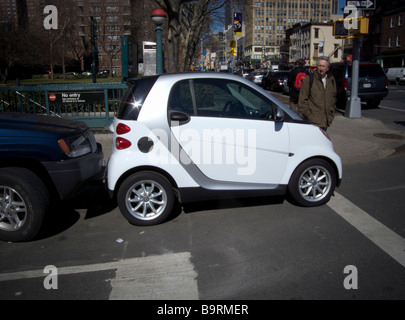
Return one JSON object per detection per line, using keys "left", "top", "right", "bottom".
{"left": 58, "top": 131, "right": 96, "bottom": 158}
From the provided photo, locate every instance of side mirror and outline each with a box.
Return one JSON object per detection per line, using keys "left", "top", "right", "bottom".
{"left": 273, "top": 105, "right": 284, "bottom": 121}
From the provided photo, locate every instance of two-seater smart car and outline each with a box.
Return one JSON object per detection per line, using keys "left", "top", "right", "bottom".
{"left": 107, "top": 73, "right": 342, "bottom": 226}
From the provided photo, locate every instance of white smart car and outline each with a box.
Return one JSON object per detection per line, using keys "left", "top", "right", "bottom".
{"left": 107, "top": 73, "right": 342, "bottom": 226}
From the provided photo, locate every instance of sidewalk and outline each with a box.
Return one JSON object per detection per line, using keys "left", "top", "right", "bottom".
{"left": 94, "top": 108, "right": 405, "bottom": 166}
{"left": 272, "top": 91, "right": 405, "bottom": 165}
{"left": 328, "top": 113, "right": 405, "bottom": 165}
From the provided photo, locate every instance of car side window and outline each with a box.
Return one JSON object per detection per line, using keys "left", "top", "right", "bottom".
{"left": 193, "top": 79, "right": 277, "bottom": 120}
{"left": 193, "top": 79, "right": 240, "bottom": 117}
{"left": 168, "top": 80, "right": 195, "bottom": 115}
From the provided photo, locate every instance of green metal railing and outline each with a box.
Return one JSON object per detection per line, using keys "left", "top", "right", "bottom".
{"left": 0, "top": 82, "right": 128, "bottom": 128}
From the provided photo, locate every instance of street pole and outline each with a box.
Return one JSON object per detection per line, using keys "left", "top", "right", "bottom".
{"left": 155, "top": 25, "right": 163, "bottom": 74}
{"left": 345, "top": 36, "right": 362, "bottom": 118}
{"left": 151, "top": 9, "right": 167, "bottom": 75}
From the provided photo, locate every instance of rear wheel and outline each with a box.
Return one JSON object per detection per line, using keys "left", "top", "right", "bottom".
{"left": 117, "top": 171, "right": 175, "bottom": 226}
{"left": 0, "top": 168, "right": 49, "bottom": 242}
{"left": 288, "top": 159, "right": 336, "bottom": 207}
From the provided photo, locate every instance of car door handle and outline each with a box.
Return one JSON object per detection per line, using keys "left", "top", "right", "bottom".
{"left": 169, "top": 111, "right": 190, "bottom": 126}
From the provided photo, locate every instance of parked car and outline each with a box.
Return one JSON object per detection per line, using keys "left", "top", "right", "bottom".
{"left": 329, "top": 62, "right": 389, "bottom": 109}
{"left": 107, "top": 73, "right": 342, "bottom": 226}
{"left": 386, "top": 67, "right": 405, "bottom": 84}
{"left": 0, "top": 113, "right": 103, "bottom": 241}
{"left": 262, "top": 71, "right": 290, "bottom": 93}
{"left": 246, "top": 71, "right": 266, "bottom": 86}
{"left": 236, "top": 69, "right": 252, "bottom": 78}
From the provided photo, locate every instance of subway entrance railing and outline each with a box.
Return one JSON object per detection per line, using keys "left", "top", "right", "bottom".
{"left": 0, "top": 82, "right": 128, "bottom": 128}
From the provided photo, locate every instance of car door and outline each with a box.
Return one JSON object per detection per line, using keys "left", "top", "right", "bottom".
{"left": 167, "top": 78, "right": 290, "bottom": 185}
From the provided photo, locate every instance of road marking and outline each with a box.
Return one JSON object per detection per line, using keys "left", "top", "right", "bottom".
{"left": 109, "top": 252, "right": 198, "bottom": 300}
{"left": 328, "top": 192, "right": 405, "bottom": 268}
{"left": 0, "top": 252, "right": 199, "bottom": 300}
{"left": 380, "top": 105, "right": 405, "bottom": 113}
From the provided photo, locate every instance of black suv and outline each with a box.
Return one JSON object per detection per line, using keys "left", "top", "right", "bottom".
{"left": 329, "top": 62, "right": 389, "bottom": 109}
{"left": 0, "top": 113, "right": 103, "bottom": 241}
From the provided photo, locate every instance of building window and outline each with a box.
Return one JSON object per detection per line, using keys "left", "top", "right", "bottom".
{"left": 390, "top": 17, "right": 396, "bottom": 28}
{"left": 399, "top": 15, "right": 403, "bottom": 26}
{"left": 397, "top": 36, "right": 401, "bottom": 47}
{"left": 334, "top": 44, "right": 339, "bottom": 58}
{"left": 389, "top": 37, "right": 394, "bottom": 47}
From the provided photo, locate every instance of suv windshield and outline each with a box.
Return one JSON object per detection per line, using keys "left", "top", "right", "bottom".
{"left": 117, "top": 76, "right": 158, "bottom": 120}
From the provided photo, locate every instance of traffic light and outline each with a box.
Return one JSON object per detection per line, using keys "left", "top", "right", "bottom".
{"left": 333, "top": 20, "right": 349, "bottom": 38}
{"left": 333, "top": 17, "right": 369, "bottom": 38}
{"left": 354, "top": 17, "right": 369, "bottom": 35}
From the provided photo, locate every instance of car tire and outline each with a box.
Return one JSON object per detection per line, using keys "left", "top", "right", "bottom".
{"left": 288, "top": 159, "right": 336, "bottom": 207}
{"left": 0, "top": 168, "right": 50, "bottom": 242}
{"left": 366, "top": 100, "right": 380, "bottom": 109}
{"left": 117, "top": 171, "right": 175, "bottom": 226}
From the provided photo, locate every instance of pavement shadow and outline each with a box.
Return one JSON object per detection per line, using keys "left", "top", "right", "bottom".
{"left": 35, "top": 179, "right": 117, "bottom": 240}
{"left": 181, "top": 195, "right": 285, "bottom": 215}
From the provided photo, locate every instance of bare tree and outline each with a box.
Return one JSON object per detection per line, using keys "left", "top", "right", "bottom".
{"left": 0, "top": 25, "right": 45, "bottom": 84}
{"left": 154, "top": 0, "right": 226, "bottom": 72}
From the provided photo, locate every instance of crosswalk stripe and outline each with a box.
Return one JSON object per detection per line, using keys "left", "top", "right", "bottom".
{"left": 328, "top": 192, "right": 405, "bottom": 267}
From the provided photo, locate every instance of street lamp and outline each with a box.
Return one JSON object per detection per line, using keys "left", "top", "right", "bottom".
{"left": 151, "top": 9, "right": 167, "bottom": 74}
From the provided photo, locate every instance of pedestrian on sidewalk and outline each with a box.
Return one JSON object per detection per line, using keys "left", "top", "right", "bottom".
{"left": 298, "top": 56, "right": 337, "bottom": 131}
{"left": 288, "top": 59, "right": 309, "bottom": 113}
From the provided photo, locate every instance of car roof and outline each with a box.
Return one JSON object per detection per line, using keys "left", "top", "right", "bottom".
{"left": 130, "top": 72, "right": 257, "bottom": 85}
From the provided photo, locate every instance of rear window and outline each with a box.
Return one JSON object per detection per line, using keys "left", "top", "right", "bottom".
{"left": 116, "top": 76, "right": 158, "bottom": 120}
{"left": 350, "top": 64, "right": 386, "bottom": 78}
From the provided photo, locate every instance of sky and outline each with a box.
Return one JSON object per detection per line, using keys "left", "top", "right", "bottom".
{"left": 339, "top": 0, "right": 345, "bottom": 14}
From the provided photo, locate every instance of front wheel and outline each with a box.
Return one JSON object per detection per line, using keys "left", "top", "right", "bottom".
{"left": 0, "top": 168, "right": 50, "bottom": 242}
{"left": 288, "top": 159, "right": 336, "bottom": 207}
{"left": 117, "top": 171, "right": 175, "bottom": 226}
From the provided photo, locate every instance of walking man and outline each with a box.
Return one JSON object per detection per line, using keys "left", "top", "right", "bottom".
{"left": 298, "top": 56, "right": 337, "bottom": 130}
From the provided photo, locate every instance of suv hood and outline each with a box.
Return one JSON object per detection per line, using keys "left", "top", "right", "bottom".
{"left": 0, "top": 112, "right": 88, "bottom": 138}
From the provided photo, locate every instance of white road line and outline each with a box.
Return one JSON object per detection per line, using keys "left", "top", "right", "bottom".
{"left": 0, "top": 252, "right": 199, "bottom": 300}
{"left": 328, "top": 192, "right": 405, "bottom": 268}
{"left": 379, "top": 105, "right": 405, "bottom": 113}
{"left": 0, "top": 260, "right": 120, "bottom": 282}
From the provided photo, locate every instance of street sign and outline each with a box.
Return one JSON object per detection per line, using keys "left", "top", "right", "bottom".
{"left": 346, "top": 1, "right": 375, "bottom": 10}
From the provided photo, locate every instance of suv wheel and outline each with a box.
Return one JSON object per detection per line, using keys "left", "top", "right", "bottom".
{"left": 0, "top": 168, "right": 50, "bottom": 242}
{"left": 288, "top": 159, "right": 336, "bottom": 207}
{"left": 117, "top": 171, "right": 175, "bottom": 226}
{"left": 366, "top": 100, "right": 380, "bottom": 109}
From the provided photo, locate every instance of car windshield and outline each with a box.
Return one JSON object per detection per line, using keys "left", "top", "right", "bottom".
{"left": 275, "top": 72, "right": 289, "bottom": 77}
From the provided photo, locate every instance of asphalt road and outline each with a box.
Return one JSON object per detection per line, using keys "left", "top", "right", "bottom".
{"left": 0, "top": 85, "right": 404, "bottom": 303}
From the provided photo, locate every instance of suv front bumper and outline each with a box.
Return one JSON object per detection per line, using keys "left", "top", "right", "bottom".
{"left": 42, "top": 143, "right": 104, "bottom": 199}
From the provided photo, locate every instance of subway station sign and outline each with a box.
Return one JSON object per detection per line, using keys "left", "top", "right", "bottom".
{"left": 48, "top": 91, "right": 104, "bottom": 104}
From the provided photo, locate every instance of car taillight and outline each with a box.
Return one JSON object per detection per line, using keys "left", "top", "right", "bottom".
{"left": 385, "top": 76, "right": 389, "bottom": 88}
{"left": 343, "top": 78, "right": 348, "bottom": 90}
{"left": 116, "top": 123, "right": 131, "bottom": 135}
{"left": 115, "top": 137, "right": 132, "bottom": 150}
